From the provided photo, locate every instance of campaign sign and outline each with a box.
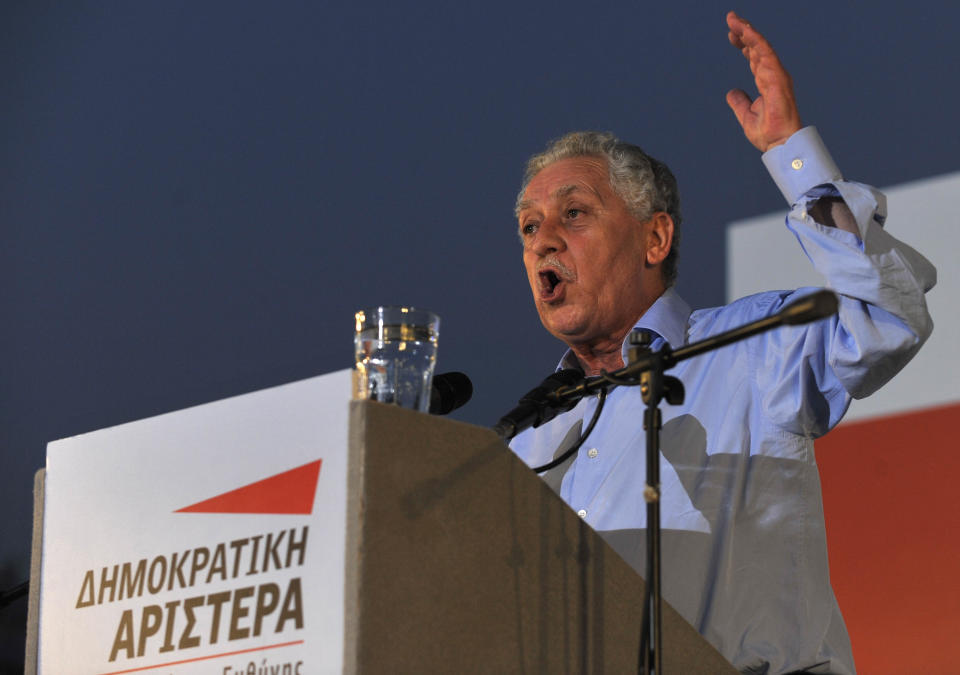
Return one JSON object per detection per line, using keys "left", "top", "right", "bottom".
{"left": 38, "top": 369, "right": 352, "bottom": 675}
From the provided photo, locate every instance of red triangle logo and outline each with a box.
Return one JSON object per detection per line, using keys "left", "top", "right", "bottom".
{"left": 176, "top": 459, "right": 322, "bottom": 515}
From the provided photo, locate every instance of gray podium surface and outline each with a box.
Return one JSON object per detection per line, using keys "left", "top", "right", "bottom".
{"left": 25, "top": 469, "right": 44, "bottom": 675}
{"left": 344, "top": 400, "right": 736, "bottom": 673}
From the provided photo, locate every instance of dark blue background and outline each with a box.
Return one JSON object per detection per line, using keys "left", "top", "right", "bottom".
{"left": 2, "top": 1, "right": 957, "bottom": 666}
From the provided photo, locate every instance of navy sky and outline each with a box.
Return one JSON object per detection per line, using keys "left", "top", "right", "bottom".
{"left": 2, "top": 1, "right": 958, "bottom": 665}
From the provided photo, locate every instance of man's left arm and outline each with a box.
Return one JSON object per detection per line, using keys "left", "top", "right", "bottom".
{"left": 726, "top": 12, "right": 936, "bottom": 429}
{"left": 762, "top": 127, "right": 935, "bottom": 397}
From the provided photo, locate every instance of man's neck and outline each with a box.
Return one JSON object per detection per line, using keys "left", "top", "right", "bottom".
{"left": 570, "top": 340, "right": 627, "bottom": 376}
{"left": 565, "top": 282, "right": 668, "bottom": 375}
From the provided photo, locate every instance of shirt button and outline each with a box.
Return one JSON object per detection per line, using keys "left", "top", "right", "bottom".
{"left": 577, "top": 509, "right": 587, "bottom": 518}
{"left": 587, "top": 448, "right": 599, "bottom": 459}
{"left": 791, "top": 158, "right": 804, "bottom": 170}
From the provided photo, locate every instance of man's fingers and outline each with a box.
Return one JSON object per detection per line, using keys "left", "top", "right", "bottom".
{"left": 728, "top": 30, "right": 744, "bottom": 50}
{"left": 727, "top": 11, "right": 775, "bottom": 58}
{"left": 725, "top": 89, "right": 753, "bottom": 126}
{"left": 727, "top": 11, "right": 758, "bottom": 43}
{"left": 726, "top": 11, "right": 750, "bottom": 47}
{"left": 725, "top": 12, "right": 801, "bottom": 151}
{"left": 728, "top": 15, "right": 789, "bottom": 94}
{"left": 726, "top": 10, "right": 743, "bottom": 30}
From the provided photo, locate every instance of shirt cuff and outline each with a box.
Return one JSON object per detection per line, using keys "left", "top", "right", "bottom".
{"left": 762, "top": 126, "right": 842, "bottom": 205}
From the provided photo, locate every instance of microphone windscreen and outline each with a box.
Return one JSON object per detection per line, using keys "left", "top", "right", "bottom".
{"left": 429, "top": 371, "right": 474, "bottom": 415}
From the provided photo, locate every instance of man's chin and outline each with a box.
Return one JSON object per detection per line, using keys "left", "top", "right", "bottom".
{"left": 537, "top": 306, "right": 590, "bottom": 343}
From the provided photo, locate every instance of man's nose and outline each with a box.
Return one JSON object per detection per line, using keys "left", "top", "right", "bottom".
{"left": 530, "top": 216, "right": 565, "bottom": 255}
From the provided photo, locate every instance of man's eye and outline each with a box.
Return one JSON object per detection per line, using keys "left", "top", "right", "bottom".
{"left": 521, "top": 222, "right": 539, "bottom": 235}
{"left": 567, "top": 208, "right": 582, "bottom": 219}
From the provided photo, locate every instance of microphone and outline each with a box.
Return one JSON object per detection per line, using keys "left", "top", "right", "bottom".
{"left": 492, "top": 369, "right": 585, "bottom": 441}
{"left": 429, "top": 371, "right": 474, "bottom": 415}
{"left": 777, "top": 290, "right": 839, "bottom": 325}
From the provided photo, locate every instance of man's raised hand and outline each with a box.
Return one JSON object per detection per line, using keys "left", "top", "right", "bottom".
{"left": 725, "top": 11, "right": 802, "bottom": 152}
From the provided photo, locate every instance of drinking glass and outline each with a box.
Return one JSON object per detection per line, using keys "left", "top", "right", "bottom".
{"left": 353, "top": 306, "right": 439, "bottom": 413}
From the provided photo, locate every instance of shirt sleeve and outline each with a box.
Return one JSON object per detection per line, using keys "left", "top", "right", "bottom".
{"left": 753, "top": 127, "right": 937, "bottom": 435}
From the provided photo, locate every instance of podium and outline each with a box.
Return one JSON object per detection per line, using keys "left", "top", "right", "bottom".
{"left": 27, "top": 371, "right": 734, "bottom": 673}
{"left": 345, "top": 400, "right": 734, "bottom": 673}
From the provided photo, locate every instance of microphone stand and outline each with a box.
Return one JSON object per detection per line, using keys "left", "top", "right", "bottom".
{"left": 631, "top": 329, "right": 680, "bottom": 675}
{"left": 527, "top": 289, "right": 839, "bottom": 675}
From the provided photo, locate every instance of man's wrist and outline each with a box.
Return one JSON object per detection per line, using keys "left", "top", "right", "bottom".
{"left": 762, "top": 127, "right": 842, "bottom": 205}
{"left": 762, "top": 126, "right": 801, "bottom": 152}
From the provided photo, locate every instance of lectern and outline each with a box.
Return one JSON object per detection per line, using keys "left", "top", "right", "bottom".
{"left": 345, "top": 400, "right": 735, "bottom": 673}
{"left": 27, "top": 370, "right": 734, "bottom": 673}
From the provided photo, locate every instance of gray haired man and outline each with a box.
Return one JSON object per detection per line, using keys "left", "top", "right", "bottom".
{"left": 510, "top": 12, "right": 935, "bottom": 673}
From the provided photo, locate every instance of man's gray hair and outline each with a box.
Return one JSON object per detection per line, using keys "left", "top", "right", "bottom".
{"left": 516, "top": 131, "right": 682, "bottom": 287}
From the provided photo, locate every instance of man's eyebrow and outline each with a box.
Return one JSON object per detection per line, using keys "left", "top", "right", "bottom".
{"left": 516, "top": 184, "right": 602, "bottom": 214}
{"left": 516, "top": 199, "right": 534, "bottom": 214}
{"left": 553, "top": 185, "right": 581, "bottom": 199}
{"left": 555, "top": 183, "right": 605, "bottom": 203}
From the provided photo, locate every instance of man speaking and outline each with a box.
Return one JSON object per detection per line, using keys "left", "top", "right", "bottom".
{"left": 508, "top": 12, "right": 935, "bottom": 674}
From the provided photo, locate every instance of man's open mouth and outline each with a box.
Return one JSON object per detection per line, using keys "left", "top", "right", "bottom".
{"left": 538, "top": 269, "right": 565, "bottom": 301}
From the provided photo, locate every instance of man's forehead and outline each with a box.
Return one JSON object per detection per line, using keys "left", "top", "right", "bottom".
{"left": 518, "top": 159, "right": 610, "bottom": 211}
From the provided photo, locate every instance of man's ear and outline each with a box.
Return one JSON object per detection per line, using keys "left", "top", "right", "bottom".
{"left": 644, "top": 212, "right": 674, "bottom": 266}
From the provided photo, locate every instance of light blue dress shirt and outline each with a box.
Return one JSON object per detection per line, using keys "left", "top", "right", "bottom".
{"left": 510, "top": 127, "right": 936, "bottom": 675}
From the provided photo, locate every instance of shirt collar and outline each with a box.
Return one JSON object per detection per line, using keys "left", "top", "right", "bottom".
{"left": 557, "top": 287, "right": 692, "bottom": 372}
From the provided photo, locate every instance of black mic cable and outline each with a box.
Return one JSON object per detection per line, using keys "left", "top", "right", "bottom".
{"left": 531, "top": 386, "right": 607, "bottom": 473}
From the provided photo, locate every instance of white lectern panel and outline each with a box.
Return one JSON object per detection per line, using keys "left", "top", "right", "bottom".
{"left": 39, "top": 369, "right": 351, "bottom": 675}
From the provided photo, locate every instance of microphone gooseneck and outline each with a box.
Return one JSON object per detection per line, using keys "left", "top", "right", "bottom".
{"left": 492, "top": 369, "right": 584, "bottom": 441}
{"left": 777, "top": 289, "right": 839, "bottom": 325}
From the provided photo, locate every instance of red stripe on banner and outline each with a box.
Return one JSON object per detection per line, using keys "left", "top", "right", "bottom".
{"left": 816, "top": 401, "right": 960, "bottom": 675}
{"left": 98, "top": 639, "right": 304, "bottom": 674}
{"left": 176, "top": 459, "right": 322, "bottom": 515}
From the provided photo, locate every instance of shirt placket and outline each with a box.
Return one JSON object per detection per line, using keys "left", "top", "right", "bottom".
{"left": 563, "top": 387, "right": 638, "bottom": 524}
